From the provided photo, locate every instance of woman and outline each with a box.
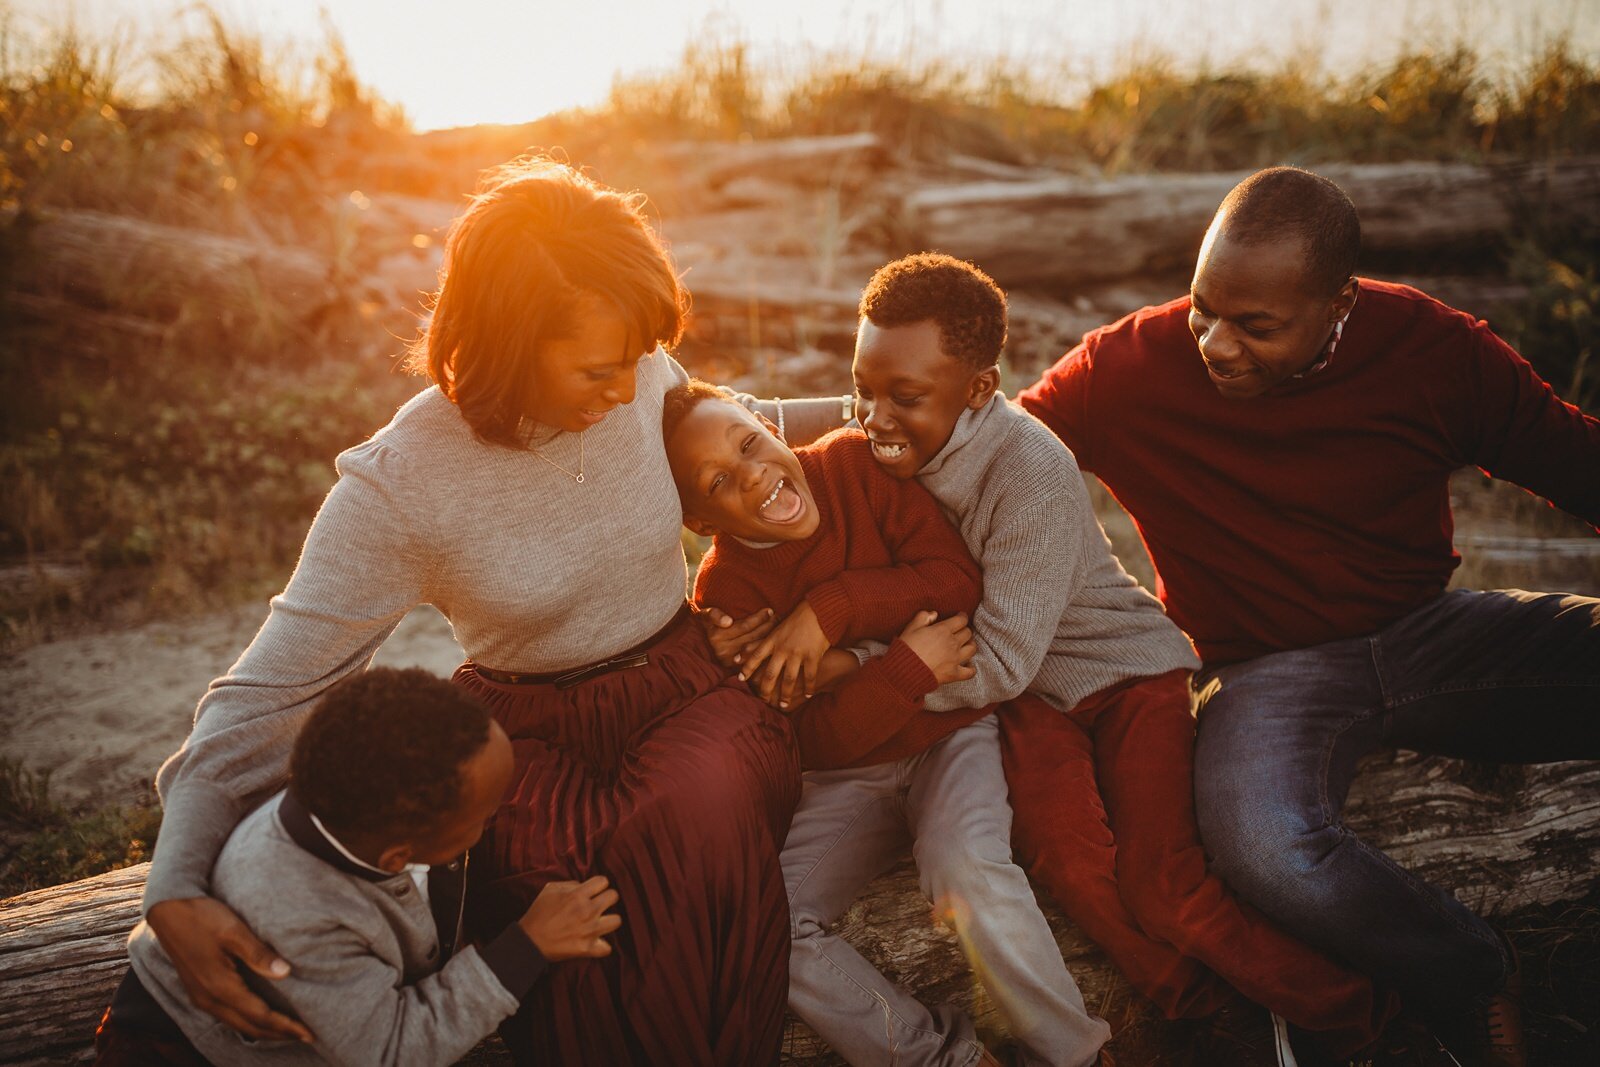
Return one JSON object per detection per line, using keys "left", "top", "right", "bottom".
{"left": 142, "top": 159, "right": 811, "bottom": 1064}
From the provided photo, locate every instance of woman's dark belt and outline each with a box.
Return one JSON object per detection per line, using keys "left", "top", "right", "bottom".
{"left": 472, "top": 602, "right": 692, "bottom": 689}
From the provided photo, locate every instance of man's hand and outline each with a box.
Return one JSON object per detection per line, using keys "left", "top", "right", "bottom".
{"left": 898, "top": 611, "right": 978, "bottom": 691}
{"left": 743, "top": 602, "right": 830, "bottom": 709}
{"left": 694, "top": 605, "right": 775, "bottom": 669}
{"left": 146, "top": 897, "right": 312, "bottom": 1043}
{"left": 519, "top": 876, "right": 623, "bottom": 961}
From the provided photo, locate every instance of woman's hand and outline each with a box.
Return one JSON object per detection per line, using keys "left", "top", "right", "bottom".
{"left": 693, "top": 605, "right": 775, "bottom": 669}
{"left": 145, "top": 897, "right": 313, "bottom": 1043}
{"left": 742, "top": 602, "right": 830, "bottom": 709}
{"left": 519, "top": 876, "right": 623, "bottom": 961}
{"left": 898, "top": 611, "right": 978, "bottom": 690}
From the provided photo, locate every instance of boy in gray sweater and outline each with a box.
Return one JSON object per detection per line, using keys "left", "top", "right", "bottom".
{"left": 98, "top": 668, "right": 620, "bottom": 1067}
{"left": 844, "top": 253, "right": 1391, "bottom": 1063}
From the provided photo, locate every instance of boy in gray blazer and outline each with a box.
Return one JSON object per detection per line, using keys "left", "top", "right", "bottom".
{"left": 97, "top": 667, "right": 619, "bottom": 1067}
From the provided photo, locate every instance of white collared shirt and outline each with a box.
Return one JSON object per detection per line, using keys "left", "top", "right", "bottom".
{"left": 308, "top": 810, "right": 432, "bottom": 902}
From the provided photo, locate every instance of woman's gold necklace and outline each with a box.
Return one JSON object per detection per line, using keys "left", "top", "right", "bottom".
{"left": 530, "top": 432, "right": 585, "bottom": 484}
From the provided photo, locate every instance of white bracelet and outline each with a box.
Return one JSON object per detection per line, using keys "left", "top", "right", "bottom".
{"left": 775, "top": 398, "right": 786, "bottom": 441}
{"left": 841, "top": 393, "right": 854, "bottom": 422}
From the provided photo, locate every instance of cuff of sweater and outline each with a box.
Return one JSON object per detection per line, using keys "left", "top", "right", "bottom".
{"left": 805, "top": 583, "right": 854, "bottom": 644}
{"left": 479, "top": 924, "right": 549, "bottom": 1000}
{"left": 879, "top": 639, "right": 938, "bottom": 700}
{"left": 141, "top": 781, "right": 246, "bottom": 914}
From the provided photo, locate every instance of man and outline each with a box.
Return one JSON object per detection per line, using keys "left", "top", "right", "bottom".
{"left": 1017, "top": 165, "right": 1600, "bottom": 1066}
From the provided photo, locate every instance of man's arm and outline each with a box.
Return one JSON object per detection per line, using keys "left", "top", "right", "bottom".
{"left": 1016, "top": 340, "right": 1097, "bottom": 471}
{"left": 1463, "top": 324, "right": 1600, "bottom": 529}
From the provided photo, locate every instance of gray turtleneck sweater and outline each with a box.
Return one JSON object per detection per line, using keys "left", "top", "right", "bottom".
{"left": 906, "top": 394, "right": 1198, "bottom": 714}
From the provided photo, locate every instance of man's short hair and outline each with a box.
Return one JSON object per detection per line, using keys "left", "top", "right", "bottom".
{"left": 661, "top": 378, "right": 729, "bottom": 444}
{"left": 290, "top": 667, "right": 492, "bottom": 841}
{"left": 859, "top": 253, "right": 1008, "bottom": 370}
{"left": 1213, "top": 166, "right": 1361, "bottom": 297}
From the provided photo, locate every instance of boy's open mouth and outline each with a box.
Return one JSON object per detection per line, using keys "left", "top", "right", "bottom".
{"left": 758, "top": 477, "right": 806, "bottom": 524}
{"left": 869, "top": 438, "right": 908, "bottom": 461}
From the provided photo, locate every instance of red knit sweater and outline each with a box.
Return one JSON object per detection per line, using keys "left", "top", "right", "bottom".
{"left": 693, "top": 429, "right": 987, "bottom": 769}
{"left": 1019, "top": 280, "right": 1600, "bottom": 666}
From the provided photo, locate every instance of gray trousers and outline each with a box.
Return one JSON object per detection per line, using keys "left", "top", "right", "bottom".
{"left": 782, "top": 715, "right": 1110, "bottom": 1067}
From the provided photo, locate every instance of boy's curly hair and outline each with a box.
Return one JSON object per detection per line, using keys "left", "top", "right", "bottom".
{"left": 858, "top": 252, "right": 1007, "bottom": 370}
{"left": 661, "top": 378, "right": 730, "bottom": 444}
{"left": 290, "top": 667, "right": 492, "bottom": 841}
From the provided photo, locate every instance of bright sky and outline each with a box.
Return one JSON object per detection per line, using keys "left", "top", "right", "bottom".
{"left": 18, "top": 0, "right": 1600, "bottom": 130}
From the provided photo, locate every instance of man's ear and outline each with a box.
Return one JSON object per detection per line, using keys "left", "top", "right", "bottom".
{"left": 376, "top": 842, "right": 414, "bottom": 873}
{"left": 967, "top": 366, "right": 1001, "bottom": 409}
{"left": 683, "top": 515, "right": 719, "bottom": 538}
{"left": 1329, "top": 277, "right": 1358, "bottom": 322}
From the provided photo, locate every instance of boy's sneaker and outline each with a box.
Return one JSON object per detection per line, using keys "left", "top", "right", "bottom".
{"left": 1190, "top": 997, "right": 1281, "bottom": 1066}
{"left": 1478, "top": 938, "right": 1527, "bottom": 1067}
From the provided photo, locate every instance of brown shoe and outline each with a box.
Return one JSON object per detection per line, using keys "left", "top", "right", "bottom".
{"left": 1480, "top": 940, "right": 1527, "bottom": 1067}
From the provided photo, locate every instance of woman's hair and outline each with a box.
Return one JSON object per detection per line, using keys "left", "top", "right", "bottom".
{"left": 290, "top": 667, "right": 491, "bottom": 841}
{"left": 408, "top": 157, "right": 688, "bottom": 447}
{"left": 858, "top": 252, "right": 1008, "bottom": 370}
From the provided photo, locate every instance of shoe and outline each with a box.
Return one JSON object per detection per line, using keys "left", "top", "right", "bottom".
{"left": 1271, "top": 1013, "right": 1302, "bottom": 1067}
{"left": 1479, "top": 939, "right": 1527, "bottom": 1067}
{"left": 1190, "top": 996, "right": 1281, "bottom": 1067}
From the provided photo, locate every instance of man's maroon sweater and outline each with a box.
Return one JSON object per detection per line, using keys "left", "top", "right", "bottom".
{"left": 693, "top": 429, "right": 987, "bottom": 769}
{"left": 1019, "top": 280, "right": 1600, "bottom": 666}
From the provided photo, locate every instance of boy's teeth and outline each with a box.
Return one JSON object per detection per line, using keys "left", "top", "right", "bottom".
{"left": 761, "top": 479, "right": 784, "bottom": 510}
{"left": 873, "top": 441, "right": 907, "bottom": 458}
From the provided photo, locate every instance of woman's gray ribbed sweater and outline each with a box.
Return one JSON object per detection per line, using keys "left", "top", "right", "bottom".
{"left": 144, "top": 354, "right": 691, "bottom": 910}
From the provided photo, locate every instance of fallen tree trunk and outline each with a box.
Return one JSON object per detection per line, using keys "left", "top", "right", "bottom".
{"left": 8, "top": 208, "right": 338, "bottom": 325}
{"left": 4, "top": 753, "right": 1596, "bottom": 1065}
{"left": 904, "top": 157, "right": 1600, "bottom": 290}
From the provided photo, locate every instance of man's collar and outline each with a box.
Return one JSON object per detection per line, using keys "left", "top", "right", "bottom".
{"left": 1292, "top": 283, "right": 1360, "bottom": 380}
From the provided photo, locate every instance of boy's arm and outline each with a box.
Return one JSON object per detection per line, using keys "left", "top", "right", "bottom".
{"left": 804, "top": 447, "right": 983, "bottom": 645}
{"left": 790, "top": 640, "right": 938, "bottom": 769}
{"left": 258, "top": 918, "right": 543, "bottom": 1067}
{"left": 922, "top": 488, "right": 1085, "bottom": 712}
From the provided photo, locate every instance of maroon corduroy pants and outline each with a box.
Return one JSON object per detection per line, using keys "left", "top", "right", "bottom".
{"left": 1000, "top": 672, "right": 1397, "bottom": 1056}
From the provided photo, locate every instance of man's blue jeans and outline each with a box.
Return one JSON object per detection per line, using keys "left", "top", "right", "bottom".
{"left": 1192, "top": 589, "right": 1600, "bottom": 1022}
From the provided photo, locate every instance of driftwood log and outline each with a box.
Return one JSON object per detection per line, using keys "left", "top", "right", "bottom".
{"left": 9, "top": 209, "right": 338, "bottom": 325}
{"left": 904, "top": 157, "right": 1600, "bottom": 290}
{"left": 4, "top": 753, "right": 1597, "bottom": 1065}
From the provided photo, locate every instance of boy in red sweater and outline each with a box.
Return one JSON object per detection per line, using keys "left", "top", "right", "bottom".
{"left": 663, "top": 381, "right": 1113, "bottom": 1067}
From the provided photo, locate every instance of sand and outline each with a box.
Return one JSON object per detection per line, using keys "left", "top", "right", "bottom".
{"left": 0, "top": 605, "right": 464, "bottom": 807}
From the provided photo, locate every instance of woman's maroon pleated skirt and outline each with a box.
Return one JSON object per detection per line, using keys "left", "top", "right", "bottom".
{"left": 454, "top": 611, "right": 800, "bottom": 1066}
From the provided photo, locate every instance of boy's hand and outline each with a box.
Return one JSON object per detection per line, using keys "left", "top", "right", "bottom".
{"left": 898, "top": 611, "right": 978, "bottom": 689}
{"left": 519, "top": 876, "right": 623, "bottom": 961}
{"left": 743, "top": 602, "right": 829, "bottom": 709}
{"left": 694, "top": 605, "right": 775, "bottom": 669}
{"left": 813, "top": 648, "right": 862, "bottom": 692}
{"left": 146, "top": 897, "right": 313, "bottom": 1043}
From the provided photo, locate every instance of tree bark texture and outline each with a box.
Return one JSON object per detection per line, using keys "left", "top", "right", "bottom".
{"left": 3, "top": 754, "right": 1597, "bottom": 1065}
